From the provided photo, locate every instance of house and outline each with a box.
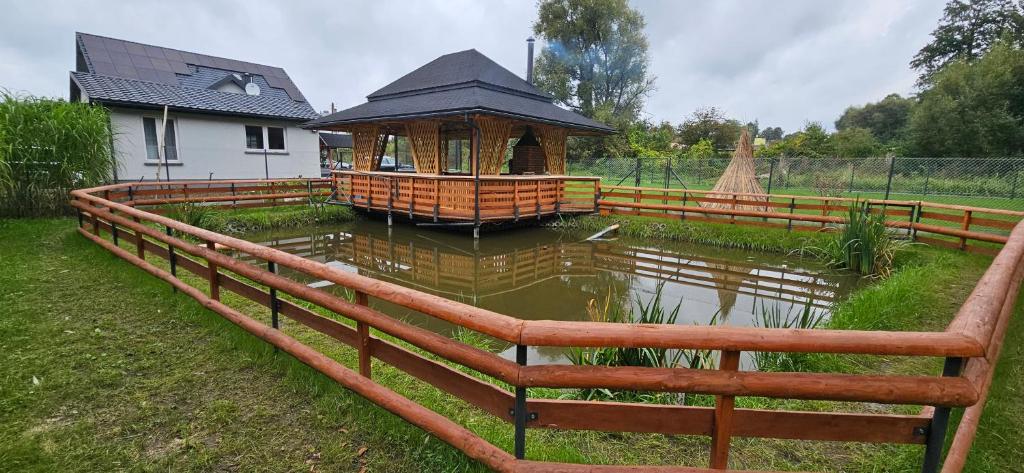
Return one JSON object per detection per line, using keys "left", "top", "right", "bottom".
{"left": 69, "top": 32, "right": 321, "bottom": 181}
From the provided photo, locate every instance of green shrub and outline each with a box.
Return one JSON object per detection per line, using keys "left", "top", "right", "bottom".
{"left": 0, "top": 92, "right": 114, "bottom": 217}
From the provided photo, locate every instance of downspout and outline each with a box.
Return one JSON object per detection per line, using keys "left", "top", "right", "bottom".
{"left": 465, "top": 113, "right": 482, "bottom": 239}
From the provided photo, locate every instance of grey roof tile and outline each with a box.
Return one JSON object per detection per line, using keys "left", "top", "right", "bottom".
{"left": 75, "top": 32, "right": 314, "bottom": 118}
{"left": 308, "top": 49, "right": 612, "bottom": 134}
{"left": 72, "top": 72, "right": 319, "bottom": 120}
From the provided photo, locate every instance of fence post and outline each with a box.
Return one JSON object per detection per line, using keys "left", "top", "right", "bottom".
{"left": 923, "top": 164, "right": 931, "bottom": 196}
{"left": 268, "top": 261, "right": 279, "bottom": 329}
{"left": 921, "top": 357, "right": 964, "bottom": 473}
{"left": 206, "top": 240, "right": 220, "bottom": 301}
{"left": 134, "top": 217, "right": 145, "bottom": 259}
{"left": 1012, "top": 163, "right": 1020, "bottom": 200}
{"left": 787, "top": 198, "right": 796, "bottom": 231}
{"left": 664, "top": 156, "right": 671, "bottom": 189}
{"left": 959, "top": 210, "right": 973, "bottom": 250}
{"left": 635, "top": 156, "right": 642, "bottom": 188}
{"left": 848, "top": 161, "right": 856, "bottom": 193}
{"left": 165, "top": 226, "right": 176, "bottom": 292}
{"left": 884, "top": 156, "right": 896, "bottom": 200}
{"left": 513, "top": 344, "right": 529, "bottom": 460}
{"left": 710, "top": 350, "right": 741, "bottom": 469}
{"left": 356, "top": 291, "right": 372, "bottom": 378}
{"left": 766, "top": 158, "right": 776, "bottom": 195}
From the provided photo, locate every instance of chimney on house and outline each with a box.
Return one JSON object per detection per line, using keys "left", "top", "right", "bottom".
{"left": 526, "top": 37, "right": 535, "bottom": 84}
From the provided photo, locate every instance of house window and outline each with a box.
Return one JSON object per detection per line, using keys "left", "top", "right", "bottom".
{"left": 143, "top": 117, "right": 178, "bottom": 161}
{"left": 245, "top": 125, "right": 263, "bottom": 150}
{"left": 245, "top": 125, "right": 287, "bottom": 152}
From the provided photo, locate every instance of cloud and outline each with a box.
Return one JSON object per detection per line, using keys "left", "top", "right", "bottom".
{"left": 0, "top": 0, "right": 944, "bottom": 132}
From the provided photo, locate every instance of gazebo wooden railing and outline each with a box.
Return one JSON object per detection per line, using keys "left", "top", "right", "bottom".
{"left": 70, "top": 180, "right": 1024, "bottom": 472}
{"left": 334, "top": 170, "right": 600, "bottom": 222}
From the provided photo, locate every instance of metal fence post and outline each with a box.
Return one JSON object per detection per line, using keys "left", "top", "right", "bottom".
{"left": 513, "top": 344, "right": 529, "bottom": 459}
{"left": 1011, "top": 162, "right": 1020, "bottom": 200}
{"left": 634, "top": 156, "right": 642, "bottom": 188}
{"left": 766, "top": 158, "right": 776, "bottom": 195}
{"left": 165, "top": 226, "right": 176, "bottom": 293}
{"left": 921, "top": 357, "right": 964, "bottom": 473}
{"left": 884, "top": 156, "right": 896, "bottom": 200}
{"left": 664, "top": 156, "right": 671, "bottom": 189}
{"left": 923, "top": 163, "right": 931, "bottom": 196}
{"left": 268, "top": 261, "right": 279, "bottom": 330}
{"left": 848, "top": 161, "right": 856, "bottom": 193}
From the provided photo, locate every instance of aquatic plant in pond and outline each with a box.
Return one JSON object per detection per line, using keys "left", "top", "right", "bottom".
{"left": 751, "top": 304, "right": 827, "bottom": 372}
{"left": 802, "top": 202, "right": 910, "bottom": 278}
{"left": 567, "top": 284, "right": 685, "bottom": 403}
{"left": 167, "top": 201, "right": 213, "bottom": 229}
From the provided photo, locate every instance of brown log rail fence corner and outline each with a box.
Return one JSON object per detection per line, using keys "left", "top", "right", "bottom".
{"left": 598, "top": 185, "right": 1024, "bottom": 256}
{"left": 70, "top": 179, "right": 1024, "bottom": 473}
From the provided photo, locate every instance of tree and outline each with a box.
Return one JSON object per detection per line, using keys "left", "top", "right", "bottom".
{"left": 756, "top": 122, "right": 836, "bottom": 159}
{"left": 684, "top": 138, "right": 716, "bottom": 160}
{"left": 759, "top": 126, "right": 784, "bottom": 141}
{"left": 533, "top": 0, "right": 655, "bottom": 123}
{"left": 911, "top": 0, "right": 1024, "bottom": 84}
{"left": 908, "top": 40, "right": 1024, "bottom": 157}
{"left": 834, "top": 93, "right": 914, "bottom": 143}
{"left": 676, "top": 107, "right": 743, "bottom": 150}
{"left": 831, "top": 127, "right": 883, "bottom": 158}
{"left": 625, "top": 120, "right": 677, "bottom": 158}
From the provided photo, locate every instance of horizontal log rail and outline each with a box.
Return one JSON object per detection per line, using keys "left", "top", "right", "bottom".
{"left": 69, "top": 179, "right": 1024, "bottom": 472}
{"left": 598, "top": 185, "right": 1024, "bottom": 255}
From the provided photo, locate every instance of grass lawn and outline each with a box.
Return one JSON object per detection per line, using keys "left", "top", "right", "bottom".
{"left": 2, "top": 215, "right": 1022, "bottom": 472}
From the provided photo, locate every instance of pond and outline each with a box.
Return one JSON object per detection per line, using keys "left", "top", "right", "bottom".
{"left": 236, "top": 220, "right": 861, "bottom": 365}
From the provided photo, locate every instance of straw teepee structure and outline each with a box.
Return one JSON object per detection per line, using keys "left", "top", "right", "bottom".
{"left": 703, "top": 128, "right": 767, "bottom": 210}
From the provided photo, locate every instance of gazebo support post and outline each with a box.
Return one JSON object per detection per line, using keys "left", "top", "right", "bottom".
{"left": 466, "top": 115, "right": 482, "bottom": 239}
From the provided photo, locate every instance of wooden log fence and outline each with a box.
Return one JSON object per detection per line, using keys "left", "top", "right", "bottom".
{"left": 598, "top": 185, "right": 1024, "bottom": 255}
{"left": 68, "top": 179, "right": 1024, "bottom": 472}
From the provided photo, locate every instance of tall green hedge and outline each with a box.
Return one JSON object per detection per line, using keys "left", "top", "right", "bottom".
{"left": 0, "top": 92, "right": 115, "bottom": 217}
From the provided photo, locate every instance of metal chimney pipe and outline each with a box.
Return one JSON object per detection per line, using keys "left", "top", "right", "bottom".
{"left": 526, "top": 37, "right": 535, "bottom": 84}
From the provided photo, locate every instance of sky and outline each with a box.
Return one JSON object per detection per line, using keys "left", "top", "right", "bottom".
{"left": 0, "top": 0, "right": 946, "bottom": 133}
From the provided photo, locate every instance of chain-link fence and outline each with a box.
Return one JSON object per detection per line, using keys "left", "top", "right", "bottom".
{"left": 567, "top": 156, "right": 1024, "bottom": 211}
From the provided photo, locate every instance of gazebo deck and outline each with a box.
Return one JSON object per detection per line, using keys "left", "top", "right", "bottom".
{"left": 333, "top": 170, "right": 599, "bottom": 223}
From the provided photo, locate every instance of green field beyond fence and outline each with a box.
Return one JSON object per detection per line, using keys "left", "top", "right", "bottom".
{"left": 568, "top": 156, "right": 1024, "bottom": 211}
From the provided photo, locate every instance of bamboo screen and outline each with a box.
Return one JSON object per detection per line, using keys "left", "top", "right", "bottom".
{"left": 406, "top": 121, "right": 442, "bottom": 174}
{"left": 476, "top": 116, "right": 513, "bottom": 175}
{"left": 537, "top": 126, "right": 568, "bottom": 175}
{"left": 352, "top": 125, "right": 383, "bottom": 171}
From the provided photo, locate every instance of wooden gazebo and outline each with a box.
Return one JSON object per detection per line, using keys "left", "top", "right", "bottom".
{"left": 304, "top": 48, "right": 613, "bottom": 233}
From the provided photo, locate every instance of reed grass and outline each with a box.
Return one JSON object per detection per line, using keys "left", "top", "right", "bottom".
{"left": 752, "top": 304, "right": 827, "bottom": 372}
{"left": 0, "top": 92, "right": 114, "bottom": 217}
{"left": 800, "top": 202, "right": 911, "bottom": 278}
{"left": 550, "top": 214, "right": 825, "bottom": 254}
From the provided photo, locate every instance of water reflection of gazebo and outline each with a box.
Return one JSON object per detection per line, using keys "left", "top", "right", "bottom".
{"left": 305, "top": 47, "right": 613, "bottom": 236}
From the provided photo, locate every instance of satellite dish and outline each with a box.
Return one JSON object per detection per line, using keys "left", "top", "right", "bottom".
{"left": 245, "top": 82, "right": 261, "bottom": 96}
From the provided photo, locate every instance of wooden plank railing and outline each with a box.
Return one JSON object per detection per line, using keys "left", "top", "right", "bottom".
{"left": 598, "top": 185, "right": 1024, "bottom": 255}
{"left": 333, "top": 171, "right": 599, "bottom": 222}
{"left": 69, "top": 180, "right": 1024, "bottom": 472}
{"left": 101, "top": 178, "right": 332, "bottom": 211}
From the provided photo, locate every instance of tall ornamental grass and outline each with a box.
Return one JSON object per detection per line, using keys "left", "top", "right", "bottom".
{"left": 0, "top": 92, "right": 114, "bottom": 217}
{"left": 803, "top": 202, "right": 910, "bottom": 278}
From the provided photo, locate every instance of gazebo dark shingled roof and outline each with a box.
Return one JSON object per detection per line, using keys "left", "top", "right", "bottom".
{"left": 304, "top": 49, "right": 613, "bottom": 134}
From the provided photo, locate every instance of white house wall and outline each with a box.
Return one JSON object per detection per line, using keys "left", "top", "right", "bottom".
{"left": 109, "top": 108, "right": 320, "bottom": 181}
